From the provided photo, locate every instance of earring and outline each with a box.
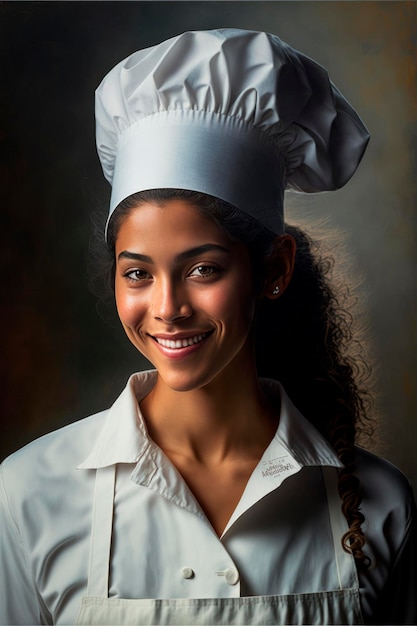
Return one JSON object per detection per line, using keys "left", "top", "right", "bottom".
{"left": 272, "top": 285, "right": 280, "bottom": 295}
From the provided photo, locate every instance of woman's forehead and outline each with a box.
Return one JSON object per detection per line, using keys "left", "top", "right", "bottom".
{"left": 115, "top": 199, "right": 239, "bottom": 253}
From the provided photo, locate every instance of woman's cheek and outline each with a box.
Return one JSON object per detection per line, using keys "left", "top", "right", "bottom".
{"left": 196, "top": 284, "right": 233, "bottom": 318}
{"left": 116, "top": 289, "right": 146, "bottom": 328}
{"left": 203, "top": 282, "right": 255, "bottom": 326}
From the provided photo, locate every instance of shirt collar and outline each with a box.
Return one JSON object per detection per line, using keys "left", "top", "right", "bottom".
{"left": 77, "top": 370, "right": 342, "bottom": 470}
{"left": 267, "top": 380, "right": 343, "bottom": 468}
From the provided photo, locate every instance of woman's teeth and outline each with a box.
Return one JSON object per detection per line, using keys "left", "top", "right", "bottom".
{"left": 155, "top": 333, "right": 207, "bottom": 349}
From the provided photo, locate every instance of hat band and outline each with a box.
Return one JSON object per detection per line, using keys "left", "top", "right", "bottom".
{"left": 107, "top": 110, "right": 284, "bottom": 236}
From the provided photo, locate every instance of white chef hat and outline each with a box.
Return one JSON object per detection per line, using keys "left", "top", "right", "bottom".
{"left": 95, "top": 28, "right": 369, "bottom": 235}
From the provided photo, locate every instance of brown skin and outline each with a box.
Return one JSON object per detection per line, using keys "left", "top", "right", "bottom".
{"left": 115, "top": 199, "right": 296, "bottom": 536}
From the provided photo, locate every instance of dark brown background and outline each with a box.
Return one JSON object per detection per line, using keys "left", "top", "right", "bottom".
{"left": 1, "top": 1, "right": 416, "bottom": 492}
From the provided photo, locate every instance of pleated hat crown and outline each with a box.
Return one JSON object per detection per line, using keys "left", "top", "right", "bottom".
{"left": 96, "top": 28, "right": 369, "bottom": 234}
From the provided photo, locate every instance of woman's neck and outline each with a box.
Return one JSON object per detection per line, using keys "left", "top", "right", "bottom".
{"left": 140, "top": 366, "right": 279, "bottom": 466}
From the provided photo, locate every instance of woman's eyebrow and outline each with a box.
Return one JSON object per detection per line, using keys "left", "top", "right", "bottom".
{"left": 118, "top": 251, "right": 152, "bottom": 263}
{"left": 118, "top": 244, "right": 231, "bottom": 264}
{"left": 176, "top": 243, "right": 231, "bottom": 262}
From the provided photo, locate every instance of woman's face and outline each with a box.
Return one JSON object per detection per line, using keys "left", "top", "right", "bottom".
{"left": 114, "top": 199, "right": 258, "bottom": 392}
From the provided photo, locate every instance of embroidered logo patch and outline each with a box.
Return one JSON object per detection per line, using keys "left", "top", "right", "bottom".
{"left": 261, "top": 456, "right": 296, "bottom": 478}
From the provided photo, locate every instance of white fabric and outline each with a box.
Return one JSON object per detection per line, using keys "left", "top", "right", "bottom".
{"left": 95, "top": 29, "right": 370, "bottom": 234}
{"left": 75, "top": 464, "right": 363, "bottom": 625}
{"left": 1, "top": 371, "right": 416, "bottom": 625}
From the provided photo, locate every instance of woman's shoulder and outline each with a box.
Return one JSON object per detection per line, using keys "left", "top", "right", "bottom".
{"left": 1, "top": 409, "right": 108, "bottom": 485}
{"left": 1, "top": 370, "right": 155, "bottom": 494}
{"left": 354, "top": 446, "right": 416, "bottom": 529}
{"left": 0, "top": 411, "right": 110, "bottom": 535}
{"left": 352, "top": 449, "right": 417, "bottom": 625}
{"left": 355, "top": 446, "right": 414, "bottom": 496}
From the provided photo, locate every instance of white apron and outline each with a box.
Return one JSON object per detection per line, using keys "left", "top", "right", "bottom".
{"left": 76, "top": 464, "right": 364, "bottom": 625}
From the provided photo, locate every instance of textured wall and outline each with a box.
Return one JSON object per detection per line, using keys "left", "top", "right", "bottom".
{"left": 1, "top": 1, "right": 416, "bottom": 492}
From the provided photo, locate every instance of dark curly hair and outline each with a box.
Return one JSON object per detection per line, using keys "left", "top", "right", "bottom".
{"left": 90, "top": 188, "right": 377, "bottom": 566}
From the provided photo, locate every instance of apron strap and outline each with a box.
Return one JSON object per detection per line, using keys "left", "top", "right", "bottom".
{"left": 87, "top": 465, "right": 116, "bottom": 597}
{"left": 321, "top": 466, "right": 360, "bottom": 590}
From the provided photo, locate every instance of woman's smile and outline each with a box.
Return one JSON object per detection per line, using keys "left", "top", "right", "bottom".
{"left": 152, "top": 330, "right": 212, "bottom": 348}
{"left": 114, "top": 199, "right": 257, "bottom": 392}
{"left": 149, "top": 330, "right": 214, "bottom": 359}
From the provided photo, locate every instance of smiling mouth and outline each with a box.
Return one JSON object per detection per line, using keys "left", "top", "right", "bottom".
{"left": 152, "top": 332, "right": 211, "bottom": 349}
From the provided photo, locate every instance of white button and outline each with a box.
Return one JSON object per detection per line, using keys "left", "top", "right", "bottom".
{"left": 224, "top": 567, "right": 239, "bottom": 585}
{"left": 181, "top": 567, "right": 194, "bottom": 579}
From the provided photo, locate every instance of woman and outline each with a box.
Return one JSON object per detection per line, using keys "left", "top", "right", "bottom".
{"left": 1, "top": 28, "right": 416, "bottom": 625}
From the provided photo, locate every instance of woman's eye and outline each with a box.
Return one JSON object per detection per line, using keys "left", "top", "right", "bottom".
{"left": 189, "top": 265, "right": 219, "bottom": 279}
{"left": 124, "top": 269, "right": 151, "bottom": 282}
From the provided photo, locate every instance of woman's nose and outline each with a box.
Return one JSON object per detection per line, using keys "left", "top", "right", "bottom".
{"left": 151, "top": 280, "right": 192, "bottom": 323}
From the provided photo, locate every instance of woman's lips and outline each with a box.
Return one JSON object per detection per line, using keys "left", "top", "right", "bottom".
{"left": 151, "top": 331, "right": 213, "bottom": 358}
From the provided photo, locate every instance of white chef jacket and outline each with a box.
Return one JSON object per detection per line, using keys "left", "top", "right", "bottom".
{"left": 0, "top": 370, "right": 416, "bottom": 625}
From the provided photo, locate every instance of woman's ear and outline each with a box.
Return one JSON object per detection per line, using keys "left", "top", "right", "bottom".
{"left": 262, "top": 234, "right": 296, "bottom": 300}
